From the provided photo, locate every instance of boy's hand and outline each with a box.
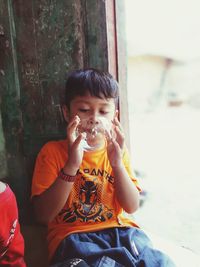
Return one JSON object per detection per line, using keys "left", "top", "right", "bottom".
{"left": 64, "top": 116, "right": 84, "bottom": 173}
{"left": 107, "top": 117, "right": 125, "bottom": 168}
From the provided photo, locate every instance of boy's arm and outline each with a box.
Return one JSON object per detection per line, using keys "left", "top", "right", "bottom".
{"left": 33, "top": 162, "right": 77, "bottom": 225}
{"left": 33, "top": 116, "right": 84, "bottom": 225}
{"left": 107, "top": 118, "right": 140, "bottom": 214}
{"left": 112, "top": 162, "right": 140, "bottom": 214}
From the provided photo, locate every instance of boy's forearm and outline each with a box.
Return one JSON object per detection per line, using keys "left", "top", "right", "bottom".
{"left": 113, "top": 164, "right": 140, "bottom": 214}
{"left": 33, "top": 163, "right": 78, "bottom": 225}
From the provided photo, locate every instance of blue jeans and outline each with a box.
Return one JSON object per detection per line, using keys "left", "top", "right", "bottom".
{"left": 50, "top": 227, "right": 176, "bottom": 267}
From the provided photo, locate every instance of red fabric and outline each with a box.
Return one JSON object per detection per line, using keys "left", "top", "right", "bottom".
{"left": 0, "top": 184, "right": 26, "bottom": 266}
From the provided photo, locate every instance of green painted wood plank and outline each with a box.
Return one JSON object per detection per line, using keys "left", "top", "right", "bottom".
{"left": 0, "top": 0, "right": 111, "bottom": 223}
{"left": 84, "top": 0, "right": 109, "bottom": 70}
{"left": 0, "top": 0, "right": 28, "bottom": 218}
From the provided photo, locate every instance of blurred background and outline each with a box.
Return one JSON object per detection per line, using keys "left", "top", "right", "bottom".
{"left": 125, "top": 0, "right": 200, "bottom": 256}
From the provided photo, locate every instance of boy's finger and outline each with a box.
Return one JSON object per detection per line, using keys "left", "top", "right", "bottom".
{"left": 115, "top": 126, "right": 125, "bottom": 149}
{"left": 67, "top": 116, "right": 80, "bottom": 141}
{"left": 113, "top": 117, "right": 123, "bottom": 131}
{"left": 111, "top": 138, "right": 121, "bottom": 154}
{"left": 72, "top": 133, "right": 86, "bottom": 150}
{"left": 67, "top": 115, "right": 80, "bottom": 130}
{"left": 105, "top": 128, "right": 114, "bottom": 142}
{"left": 107, "top": 136, "right": 113, "bottom": 147}
{"left": 112, "top": 118, "right": 124, "bottom": 141}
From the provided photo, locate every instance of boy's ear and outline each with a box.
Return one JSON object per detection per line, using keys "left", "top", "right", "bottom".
{"left": 62, "top": 105, "right": 70, "bottom": 123}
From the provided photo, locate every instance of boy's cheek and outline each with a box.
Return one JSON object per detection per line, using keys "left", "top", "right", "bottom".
{"left": 74, "top": 113, "right": 88, "bottom": 121}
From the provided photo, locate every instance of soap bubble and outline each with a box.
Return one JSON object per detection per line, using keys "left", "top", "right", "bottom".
{"left": 75, "top": 117, "right": 112, "bottom": 151}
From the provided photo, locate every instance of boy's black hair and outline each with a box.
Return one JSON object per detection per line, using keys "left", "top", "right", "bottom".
{"left": 65, "top": 68, "right": 119, "bottom": 108}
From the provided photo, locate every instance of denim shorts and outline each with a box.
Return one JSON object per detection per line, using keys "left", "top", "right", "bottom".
{"left": 50, "top": 227, "right": 176, "bottom": 267}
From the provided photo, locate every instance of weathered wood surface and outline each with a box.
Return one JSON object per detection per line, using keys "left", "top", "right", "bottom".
{"left": 0, "top": 0, "right": 115, "bottom": 222}
{"left": 115, "top": 0, "right": 130, "bottom": 149}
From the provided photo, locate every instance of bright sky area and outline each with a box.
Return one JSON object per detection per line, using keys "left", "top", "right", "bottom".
{"left": 125, "top": 0, "right": 200, "bottom": 60}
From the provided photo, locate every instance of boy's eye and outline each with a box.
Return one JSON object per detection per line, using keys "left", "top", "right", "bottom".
{"left": 79, "top": 108, "right": 89, "bottom": 113}
{"left": 100, "top": 110, "right": 109, "bottom": 115}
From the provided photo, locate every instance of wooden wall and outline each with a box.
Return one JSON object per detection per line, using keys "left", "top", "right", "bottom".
{"left": 0, "top": 0, "right": 127, "bottom": 222}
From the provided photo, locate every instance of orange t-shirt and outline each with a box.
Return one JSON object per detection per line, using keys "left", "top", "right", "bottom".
{"left": 31, "top": 139, "right": 141, "bottom": 261}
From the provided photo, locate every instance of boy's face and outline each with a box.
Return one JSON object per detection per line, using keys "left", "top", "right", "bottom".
{"left": 63, "top": 93, "right": 118, "bottom": 148}
{"left": 63, "top": 93, "right": 118, "bottom": 124}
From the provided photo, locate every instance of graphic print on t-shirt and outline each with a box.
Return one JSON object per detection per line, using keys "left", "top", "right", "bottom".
{"left": 57, "top": 170, "right": 114, "bottom": 223}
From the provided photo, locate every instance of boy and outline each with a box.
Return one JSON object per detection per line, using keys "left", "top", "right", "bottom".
{"left": 0, "top": 181, "right": 26, "bottom": 266}
{"left": 31, "top": 68, "right": 175, "bottom": 266}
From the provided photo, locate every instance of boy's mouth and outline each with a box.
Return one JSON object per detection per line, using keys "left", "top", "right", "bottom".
{"left": 84, "top": 128, "right": 103, "bottom": 139}
{"left": 76, "top": 118, "right": 112, "bottom": 143}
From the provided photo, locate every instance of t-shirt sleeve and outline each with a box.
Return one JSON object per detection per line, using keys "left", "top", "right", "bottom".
{"left": 0, "top": 186, "right": 26, "bottom": 266}
{"left": 31, "top": 142, "right": 64, "bottom": 198}
{"left": 122, "top": 147, "right": 142, "bottom": 192}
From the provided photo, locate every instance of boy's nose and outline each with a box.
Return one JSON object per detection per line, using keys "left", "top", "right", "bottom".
{"left": 88, "top": 116, "right": 100, "bottom": 126}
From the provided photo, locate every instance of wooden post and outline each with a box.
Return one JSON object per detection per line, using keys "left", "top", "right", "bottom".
{"left": 105, "top": 0, "right": 130, "bottom": 149}
{"left": 0, "top": 0, "right": 129, "bottom": 221}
